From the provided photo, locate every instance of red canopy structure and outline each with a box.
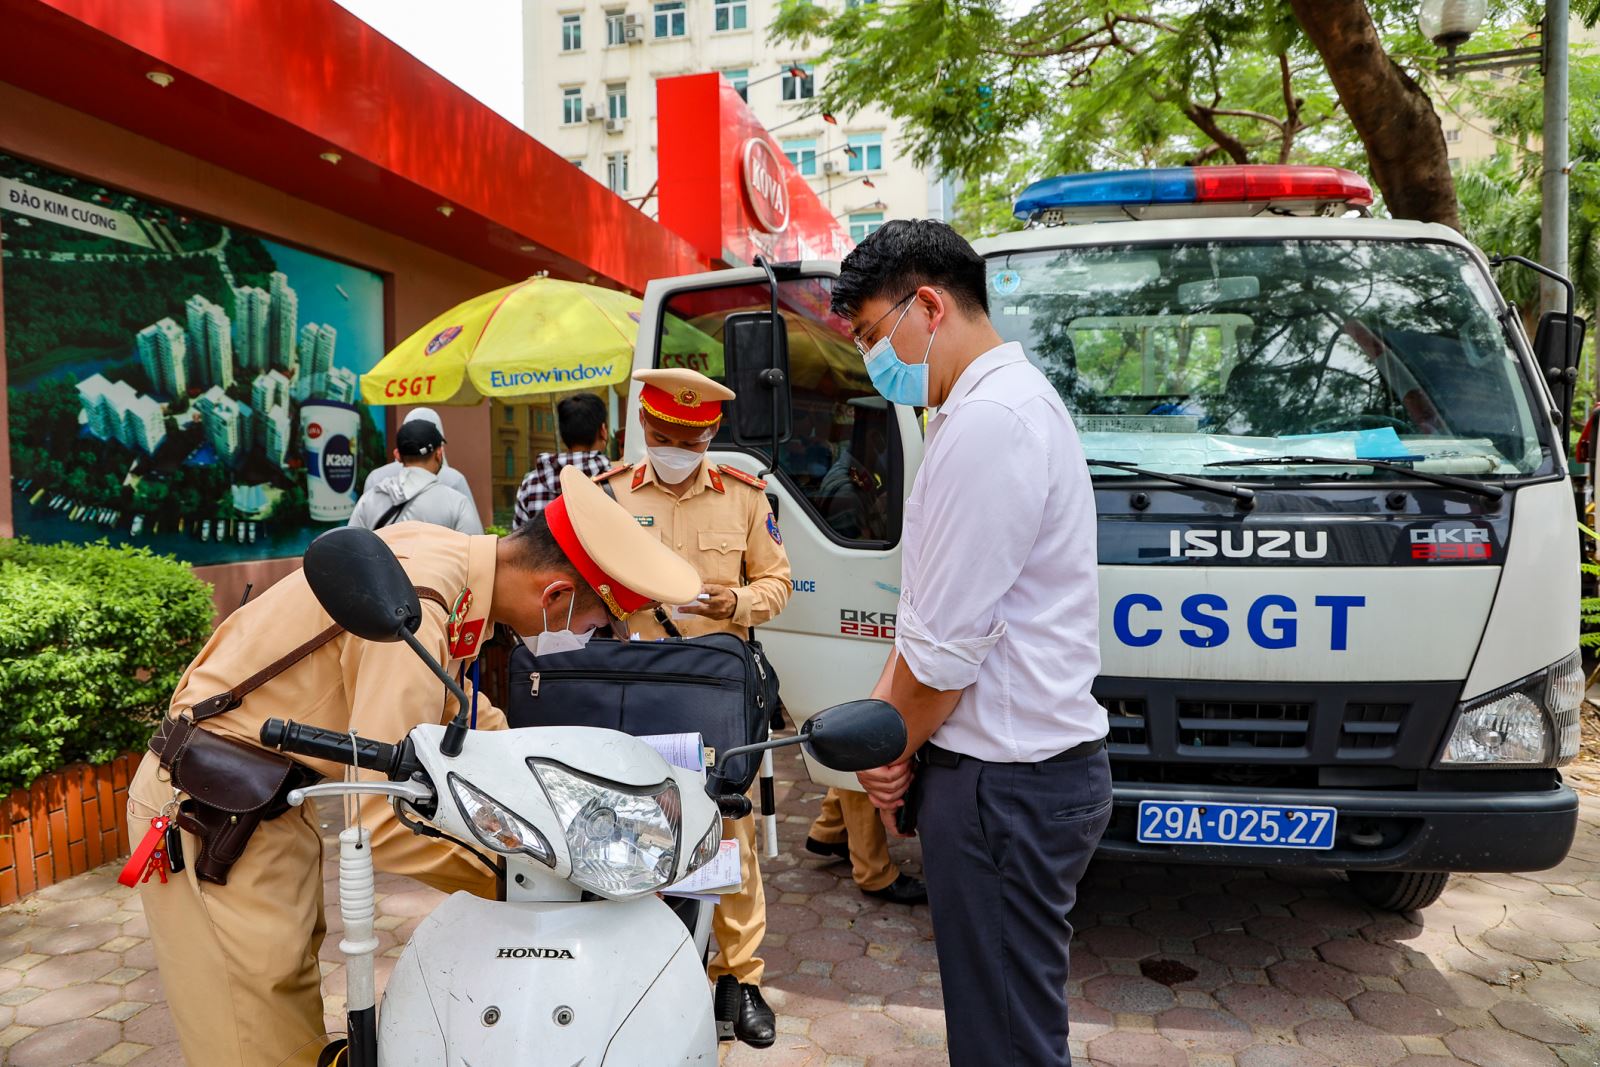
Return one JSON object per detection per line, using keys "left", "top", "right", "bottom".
{"left": 0, "top": 0, "right": 707, "bottom": 292}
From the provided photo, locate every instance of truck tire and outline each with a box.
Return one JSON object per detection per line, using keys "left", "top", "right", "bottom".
{"left": 1348, "top": 870, "right": 1450, "bottom": 912}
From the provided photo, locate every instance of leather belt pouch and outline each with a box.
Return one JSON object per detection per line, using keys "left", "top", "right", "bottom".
{"left": 152, "top": 716, "right": 319, "bottom": 885}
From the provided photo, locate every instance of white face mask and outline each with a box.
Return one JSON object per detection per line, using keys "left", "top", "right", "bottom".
{"left": 647, "top": 445, "right": 705, "bottom": 482}
{"left": 523, "top": 584, "right": 596, "bottom": 657}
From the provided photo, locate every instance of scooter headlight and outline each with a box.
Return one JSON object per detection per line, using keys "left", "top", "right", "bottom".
{"left": 1439, "top": 650, "right": 1584, "bottom": 767}
{"left": 530, "top": 759, "right": 681, "bottom": 898}
{"left": 686, "top": 814, "right": 722, "bottom": 876}
{"left": 448, "top": 774, "right": 556, "bottom": 867}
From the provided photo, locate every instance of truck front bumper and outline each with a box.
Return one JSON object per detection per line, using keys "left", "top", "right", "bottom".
{"left": 1098, "top": 779, "right": 1580, "bottom": 872}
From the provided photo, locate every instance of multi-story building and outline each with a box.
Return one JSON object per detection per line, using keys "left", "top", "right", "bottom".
{"left": 522, "top": 0, "right": 955, "bottom": 242}
{"left": 121, "top": 392, "right": 167, "bottom": 455}
{"left": 262, "top": 402, "right": 293, "bottom": 469}
{"left": 310, "top": 323, "right": 337, "bottom": 379}
{"left": 252, "top": 369, "right": 291, "bottom": 415}
{"left": 237, "top": 400, "right": 256, "bottom": 454}
{"left": 76, "top": 374, "right": 166, "bottom": 455}
{"left": 185, "top": 293, "right": 234, "bottom": 391}
{"left": 77, "top": 373, "right": 128, "bottom": 444}
{"left": 232, "top": 284, "right": 272, "bottom": 374}
{"left": 324, "top": 365, "right": 358, "bottom": 404}
{"left": 136, "top": 317, "right": 188, "bottom": 399}
{"left": 196, "top": 384, "right": 243, "bottom": 465}
{"left": 269, "top": 270, "right": 300, "bottom": 376}
{"left": 297, "top": 323, "right": 321, "bottom": 374}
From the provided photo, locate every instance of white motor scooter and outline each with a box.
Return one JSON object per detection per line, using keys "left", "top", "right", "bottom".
{"left": 258, "top": 527, "right": 906, "bottom": 1066}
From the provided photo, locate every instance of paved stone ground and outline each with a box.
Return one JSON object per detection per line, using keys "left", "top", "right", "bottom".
{"left": 2, "top": 748, "right": 1599, "bottom": 1066}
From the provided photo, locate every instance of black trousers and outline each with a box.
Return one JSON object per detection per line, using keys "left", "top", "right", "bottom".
{"left": 917, "top": 745, "right": 1112, "bottom": 1067}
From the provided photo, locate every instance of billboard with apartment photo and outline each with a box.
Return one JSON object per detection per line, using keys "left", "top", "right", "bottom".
{"left": 1, "top": 152, "right": 387, "bottom": 564}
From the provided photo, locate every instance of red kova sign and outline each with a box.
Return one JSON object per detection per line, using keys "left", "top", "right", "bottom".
{"left": 657, "top": 74, "right": 852, "bottom": 267}
{"left": 741, "top": 138, "right": 790, "bottom": 234}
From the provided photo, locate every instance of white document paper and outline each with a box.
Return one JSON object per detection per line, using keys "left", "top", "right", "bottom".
{"left": 638, "top": 732, "right": 705, "bottom": 773}
{"left": 664, "top": 839, "right": 741, "bottom": 896}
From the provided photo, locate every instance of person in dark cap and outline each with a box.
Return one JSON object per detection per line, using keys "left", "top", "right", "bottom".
{"left": 349, "top": 419, "right": 482, "bottom": 533}
{"left": 363, "top": 407, "right": 478, "bottom": 510}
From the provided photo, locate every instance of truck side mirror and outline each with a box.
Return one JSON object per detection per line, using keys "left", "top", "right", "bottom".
{"left": 723, "top": 310, "right": 792, "bottom": 448}
{"left": 1533, "top": 311, "right": 1587, "bottom": 434}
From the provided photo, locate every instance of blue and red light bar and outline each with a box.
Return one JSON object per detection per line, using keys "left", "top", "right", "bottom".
{"left": 1013, "top": 165, "right": 1374, "bottom": 221}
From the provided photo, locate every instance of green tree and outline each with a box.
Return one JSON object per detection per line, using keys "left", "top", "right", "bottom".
{"left": 1454, "top": 50, "right": 1600, "bottom": 426}
{"left": 773, "top": 0, "right": 1543, "bottom": 234}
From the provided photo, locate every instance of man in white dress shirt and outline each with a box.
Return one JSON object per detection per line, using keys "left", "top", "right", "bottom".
{"left": 834, "top": 220, "right": 1110, "bottom": 1066}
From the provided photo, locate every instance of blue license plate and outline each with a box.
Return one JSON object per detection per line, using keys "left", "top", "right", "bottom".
{"left": 1136, "top": 800, "right": 1336, "bottom": 849}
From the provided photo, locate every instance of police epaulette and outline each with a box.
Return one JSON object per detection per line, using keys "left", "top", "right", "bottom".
{"left": 593, "top": 464, "right": 633, "bottom": 484}
{"left": 718, "top": 464, "right": 767, "bottom": 490}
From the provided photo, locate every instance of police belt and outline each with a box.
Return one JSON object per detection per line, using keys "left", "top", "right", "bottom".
{"left": 920, "top": 735, "right": 1106, "bottom": 769}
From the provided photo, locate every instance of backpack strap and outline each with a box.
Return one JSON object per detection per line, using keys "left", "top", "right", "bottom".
{"left": 373, "top": 482, "right": 440, "bottom": 530}
{"left": 188, "top": 586, "right": 450, "bottom": 721}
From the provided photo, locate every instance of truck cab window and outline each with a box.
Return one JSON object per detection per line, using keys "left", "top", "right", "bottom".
{"left": 990, "top": 240, "right": 1545, "bottom": 481}
{"left": 655, "top": 278, "right": 899, "bottom": 546}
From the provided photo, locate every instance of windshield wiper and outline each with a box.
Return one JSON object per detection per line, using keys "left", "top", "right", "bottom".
{"left": 1088, "top": 459, "right": 1256, "bottom": 508}
{"left": 1203, "top": 455, "right": 1504, "bottom": 500}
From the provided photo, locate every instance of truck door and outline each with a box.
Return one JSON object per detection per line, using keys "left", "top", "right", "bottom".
{"left": 631, "top": 264, "right": 921, "bottom": 790}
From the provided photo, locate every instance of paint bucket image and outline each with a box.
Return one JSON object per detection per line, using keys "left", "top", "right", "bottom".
{"left": 300, "top": 401, "right": 360, "bottom": 522}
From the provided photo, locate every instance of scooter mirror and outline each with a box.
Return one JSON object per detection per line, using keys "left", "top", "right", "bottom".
{"left": 801, "top": 700, "right": 907, "bottom": 772}
{"left": 303, "top": 527, "right": 422, "bottom": 642}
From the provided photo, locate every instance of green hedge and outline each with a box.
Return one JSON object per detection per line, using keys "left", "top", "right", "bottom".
{"left": 0, "top": 540, "right": 213, "bottom": 795}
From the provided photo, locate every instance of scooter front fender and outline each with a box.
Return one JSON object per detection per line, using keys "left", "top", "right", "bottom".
{"left": 377, "top": 892, "right": 717, "bottom": 1065}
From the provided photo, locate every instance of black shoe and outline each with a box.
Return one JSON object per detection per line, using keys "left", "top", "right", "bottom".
{"left": 734, "top": 983, "right": 776, "bottom": 1048}
{"left": 863, "top": 873, "right": 928, "bottom": 906}
{"left": 804, "top": 835, "right": 850, "bottom": 860}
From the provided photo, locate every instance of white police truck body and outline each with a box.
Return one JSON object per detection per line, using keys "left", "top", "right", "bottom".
{"left": 626, "top": 166, "right": 1583, "bottom": 909}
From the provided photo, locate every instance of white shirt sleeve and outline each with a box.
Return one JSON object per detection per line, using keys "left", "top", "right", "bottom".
{"left": 896, "top": 399, "right": 1050, "bottom": 692}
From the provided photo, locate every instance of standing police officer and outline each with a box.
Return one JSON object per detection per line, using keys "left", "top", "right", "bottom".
{"left": 598, "top": 367, "right": 790, "bottom": 1048}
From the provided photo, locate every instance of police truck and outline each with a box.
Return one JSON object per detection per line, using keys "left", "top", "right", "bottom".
{"left": 625, "top": 164, "right": 1587, "bottom": 912}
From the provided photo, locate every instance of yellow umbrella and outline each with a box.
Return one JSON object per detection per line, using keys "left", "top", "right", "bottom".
{"left": 361, "top": 277, "right": 647, "bottom": 406}
{"left": 656, "top": 311, "right": 726, "bottom": 377}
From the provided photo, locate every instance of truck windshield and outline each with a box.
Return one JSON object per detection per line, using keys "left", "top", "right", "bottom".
{"left": 986, "top": 240, "right": 1545, "bottom": 479}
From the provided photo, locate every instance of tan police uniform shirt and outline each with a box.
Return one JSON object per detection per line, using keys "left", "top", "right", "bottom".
{"left": 603, "top": 460, "right": 791, "bottom": 637}
{"left": 161, "top": 521, "right": 506, "bottom": 897}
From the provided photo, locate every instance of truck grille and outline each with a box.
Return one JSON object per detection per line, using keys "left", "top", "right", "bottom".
{"left": 1177, "top": 700, "right": 1311, "bottom": 752}
{"left": 1093, "top": 678, "right": 1458, "bottom": 778}
{"left": 1102, "top": 698, "right": 1148, "bottom": 748}
{"left": 1340, "top": 703, "right": 1408, "bottom": 756}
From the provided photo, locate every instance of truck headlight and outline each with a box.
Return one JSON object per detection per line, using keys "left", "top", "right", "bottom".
{"left": 1439, "top": 651, "right": 1584, "bottom": 767}
{"left": 448, "top": 774, "right": 556, "bottom": 867}
{"left": 531, "top": 759, "right": 680, "bottom": 898}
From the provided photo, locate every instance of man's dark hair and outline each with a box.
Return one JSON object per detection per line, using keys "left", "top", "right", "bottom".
{"left": 830, "top": 219, "right": 990, "bottom": 321}
{"left": 502, "top": 508, "right": 604, "bottom": 616}
{"left": 558, "top": 392, "right": 608, "bottom": 449}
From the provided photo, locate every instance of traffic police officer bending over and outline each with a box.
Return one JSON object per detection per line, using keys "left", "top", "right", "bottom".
{"left": 597, "top": 367, "right": 789, "bottom": 1048}
{"left": 127, "top": 468, "right": 700, "bottom": 1067}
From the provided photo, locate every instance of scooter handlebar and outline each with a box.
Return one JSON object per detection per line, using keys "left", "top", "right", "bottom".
{"left": 714, "top": 794, "right": 752, "bottom": 819}
{"left": 260, "top": 718, "right": 418, "bottom": 781}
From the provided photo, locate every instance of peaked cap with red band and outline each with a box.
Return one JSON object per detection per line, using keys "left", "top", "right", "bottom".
{"left": 544, "top": 466, "right": 700, "bottom": 618}
{"left": 634, "top": 368, "right": 736, "bottom": 429}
